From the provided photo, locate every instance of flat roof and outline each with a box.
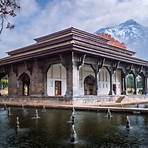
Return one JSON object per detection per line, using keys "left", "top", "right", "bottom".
{"left": 0, "top": 27, "right": 147, "bottom": 67}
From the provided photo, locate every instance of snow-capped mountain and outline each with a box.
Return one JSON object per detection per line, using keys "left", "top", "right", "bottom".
{"left": 96, "top": 19, "right": 148, "bottom": 60}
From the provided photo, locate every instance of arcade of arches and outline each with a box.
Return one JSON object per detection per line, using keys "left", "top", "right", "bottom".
{"left": 45, "top": 63, "right": 146, "bottom": 97}
{"left": 0, "top": 61, "right": 147, "bottom": 98}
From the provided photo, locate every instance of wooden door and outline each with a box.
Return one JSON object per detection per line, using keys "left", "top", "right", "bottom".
{"left": 55, "top": 81, "right": 61, "bottom": 96}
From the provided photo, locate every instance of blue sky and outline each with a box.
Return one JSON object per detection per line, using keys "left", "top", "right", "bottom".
{"left": 0, "top": 0, "right": 148, "bottom": 58}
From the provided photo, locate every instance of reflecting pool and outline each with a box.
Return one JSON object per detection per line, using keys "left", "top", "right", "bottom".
{"left": 0, "top": 107, "right": 148, "bottom": 147}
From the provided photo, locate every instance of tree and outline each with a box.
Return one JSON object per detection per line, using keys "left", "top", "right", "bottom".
{"left": 0, "top": 0, "right": 20, "bottom": 34}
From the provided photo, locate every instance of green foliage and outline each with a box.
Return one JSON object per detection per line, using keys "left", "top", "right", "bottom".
{"left": 0, "top": 78, "right": 8, "bottom": 89}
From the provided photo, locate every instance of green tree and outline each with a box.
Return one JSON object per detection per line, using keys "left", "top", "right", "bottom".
{"left": 0, "top": 78, "right": 8, "bottom": 89}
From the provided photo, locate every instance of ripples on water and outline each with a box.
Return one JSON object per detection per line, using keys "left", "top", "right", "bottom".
{"left": 0, "top": 107, "right": 148, "bottom": 148}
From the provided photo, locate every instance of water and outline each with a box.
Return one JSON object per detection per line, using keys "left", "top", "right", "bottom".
{"left": 0, "top": 107, "right": 148, "bottom": 147}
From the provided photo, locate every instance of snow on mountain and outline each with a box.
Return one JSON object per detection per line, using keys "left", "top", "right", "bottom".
{"left": 96, "top": 19, "right": 148, "bottom": 60}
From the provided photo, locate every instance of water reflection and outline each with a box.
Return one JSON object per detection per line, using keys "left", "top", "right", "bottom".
{"left": 0, "top": 107, "right": 148, "bottom": 147}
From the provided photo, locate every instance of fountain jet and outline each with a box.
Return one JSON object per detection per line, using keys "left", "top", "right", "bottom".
{"left": 70, "top": 107, "right": 76, "bottom": 125}
{"left": 70, "top": 124, "right": 77, "bottom": 143}
{"left": 4, "top": 104, "right": 7, "bottom": 110}
{"left": 42, "top": 105, "right": 46, "bottom": 112}
{"left": 35, "top": 109, "right": 40, "bottom": 119}
{"left": 126, "top": 116, "right": 131, "bottom": 129}
{"left": 106, "top": 108, "right": 112, "bottom": 118}
{"left": 21, "top": 104, "right": 24, "bottom": 110}
{"left": 16, "top": 116, "right": 20, "bottom": 129}
{"left": 8, "top": 107, "right": 11, "bottom": 116}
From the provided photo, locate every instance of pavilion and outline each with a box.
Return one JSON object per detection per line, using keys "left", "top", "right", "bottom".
{"left": 0, "top": 27, "right": 148, "bottom": 100}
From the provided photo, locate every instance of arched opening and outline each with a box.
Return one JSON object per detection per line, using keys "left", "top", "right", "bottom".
{"left": 137, "top": 75, "right": 144, "bottom": 95}
{"left": 47, "top": 64, "right": 66, "bottom": 96}
{"left": 18, "top": 73, "right": 30, "bottom": 96}
{"left": 79, "top": 64, "right": 95, "bottom": 96}
{"left": 84, "top": 75, "right": 96, "bottom": 95}
{"left": 0, "top": 74, "right": 8, "bottom": 96}
{"left": 98, "top": 67, "right": 110, "bottom": 95}
{"left": 126, "top": 73, "right": 134, "bottom": 95}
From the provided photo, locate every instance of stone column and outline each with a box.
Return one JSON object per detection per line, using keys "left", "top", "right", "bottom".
{"left": 0, "top": 73, "right": 3, "bottom": 89}
{"left": 61, "top": 52, "right": 85, "bottom": 98}
{"left": 123, "top": 76, "right": 127, "bottom": 95}
{"left": 107, "top": 61, "right": 119, "bottom": 95}
{"left": 91, "top": 64, "right": 99, "bottom": 95}
{"left": 108, "top": 71, "right": 113, "bottom": 95}
{"left": 72, "top": 53, "right": 86, "bottom": 97}
{"left": 94, "top": 71, "right": 98, "bottom": 95}
{"left": 65, "top": 63, "right": 73, "bottom": 98}
{"left": 133, "top": 74, "right": 137, "bottom": 95}
{"left": 121, "top": 73, "right": 127, "bottom": 95}
{"left": 42, "top": 64, "right": 51, "bottom": 97}
{"left": 8, "top": 66, "right": 17, "bottom": 96}
{"left": 144, "top": 76, "right": 148, "bottom": 95}
{"left": 72, "top": 62, "right": 80, "bottom": 97}
{"left": 30, "top": 60, "right": 44, "bottom": 97}
{"left": 66, "top": 54, "right": 81, "bottom": 97}
{"left": 121, "top": 76, "right": 124, "bottom": 95}
{"left": 0, "top": 76, "right": 3, "bottom": 91}
{"left": 37, "top": 58, "right": 52, "bottom": 97}
{"left": 60, "top": 53, "right": 73, "bottom": 98}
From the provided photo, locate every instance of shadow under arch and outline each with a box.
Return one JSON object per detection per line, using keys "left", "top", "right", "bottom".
{"left": 18, "top": 72, "right": 30, "bottom": 96}
{"left": 84, "top": 74, "right": 97, "bottom": 95}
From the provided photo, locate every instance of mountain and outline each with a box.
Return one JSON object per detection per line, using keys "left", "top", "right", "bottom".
{"left": 96, "top": 19, "right": 148, "bottom": 60}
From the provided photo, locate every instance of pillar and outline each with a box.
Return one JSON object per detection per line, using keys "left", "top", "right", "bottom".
{"left": 107, "top": 61, "right": 119, "bottom": 95}
{"left": 61, "top": 53, "right": 73, "bottom": 98}
{"left": 30, "top": 60, "right": 44, "bottom": 97}
{"left": 123, "top": 76, "right": 127, "bottom": 95}
{"left": 8, "top": 66, "right": 17, "bottom": 96}
{"left": 64, "top": 59, "right": 80, "bottom": 98}
{"left": 61, "top": 52, "right": 83, "bottom": 98}
{"left": 133, "top": 74, "right": 137, "bottom": 95}
{"left": 91, "top": 64, "right": 99, "bottom": 95}
{"left": 42, "top": 64, "right": 51, "bottom": 97}
{"left": 65, "top": 63, "right": 73, "bottom": 98}
{"left": 108, "top": 71, "right": 113, "bottom": 95}
{"left": 94, "top": 71, "right": 98, "bottom": 95}
{"left": 0, "top": 77, "right": 1, "bottom": 90}
{"left": 144, "top": 76, "right": 148, "bottom": 95}
{"left": 43, "top": 71, "right": 47, "bottom": 96}
{"left": 121, "top": 73, "right": 127, "bottom": 95}
{"left": 72, "top": 62, "right": 80, "bottom": 97}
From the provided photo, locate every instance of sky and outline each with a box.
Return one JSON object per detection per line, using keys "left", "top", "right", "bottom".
{"left": 0, "top": 0, "right": 148, "bottom": 58}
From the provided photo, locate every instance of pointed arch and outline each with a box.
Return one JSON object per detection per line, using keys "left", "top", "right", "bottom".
{"left": 136, "top": 73, "right": 145, "bottom": 94}
{"left": 18, "top": 72, "right": 30, "bottom": 96}
{"left": 126, "top": 73, "right": 135, "bottom": 95}
{"left": 84, "top": 75, "right": 97, "bottom": 95}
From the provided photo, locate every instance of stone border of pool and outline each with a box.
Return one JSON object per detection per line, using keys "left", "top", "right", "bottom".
{"left": 1, "top": 98, "right": 148, "bottom": 114}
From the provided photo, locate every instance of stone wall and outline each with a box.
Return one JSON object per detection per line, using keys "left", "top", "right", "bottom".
{"left": 8, "top": 60, "right": 45, "bottom": 97}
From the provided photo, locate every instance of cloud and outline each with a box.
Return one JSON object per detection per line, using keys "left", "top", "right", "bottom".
{"left": 0, "top": 0, "right": 148, "bottom": 58}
